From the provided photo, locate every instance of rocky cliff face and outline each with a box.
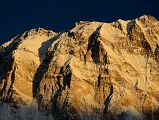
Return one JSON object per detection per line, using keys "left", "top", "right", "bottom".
{"left": 0, "top": 15, "right": 159, "bottom": 120}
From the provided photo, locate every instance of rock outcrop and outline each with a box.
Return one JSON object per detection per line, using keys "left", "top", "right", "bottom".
{"left": 0, "top": 15, "right": 159, "bottom": 120}
{"left": 0, "top": 28, "right": 56, "bottom": 104}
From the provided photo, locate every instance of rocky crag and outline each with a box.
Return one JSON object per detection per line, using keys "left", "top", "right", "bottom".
{"left": 0, "top": 15, "right": 159, "bottom": 120}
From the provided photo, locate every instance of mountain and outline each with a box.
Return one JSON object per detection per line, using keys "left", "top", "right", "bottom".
{"left": 0, "top": 15, "right": 159, "bottom": 120}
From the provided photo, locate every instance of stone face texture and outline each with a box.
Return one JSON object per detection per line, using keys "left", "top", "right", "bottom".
{"left": 0, "top": 15, "right": 159, "bottom": 119}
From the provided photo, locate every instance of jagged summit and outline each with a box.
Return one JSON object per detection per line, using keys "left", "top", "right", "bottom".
{"left": 1, "top": 28, "right": 56, "bottom": 52}
{"left": 0, "top": 15, "right": 159, "bottom": 120}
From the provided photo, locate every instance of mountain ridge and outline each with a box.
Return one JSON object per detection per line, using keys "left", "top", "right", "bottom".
{"left": 0, "top": 15, "right": 159, "bottom": 120}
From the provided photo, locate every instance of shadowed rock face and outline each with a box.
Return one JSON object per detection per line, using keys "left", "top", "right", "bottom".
{"left": 0, "top": 15, "right": 159, "bottom": 120}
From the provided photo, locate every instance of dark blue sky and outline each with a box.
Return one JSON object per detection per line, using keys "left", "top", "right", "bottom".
{"left": 0, "top": 0, "right": 159, "bottom": 44}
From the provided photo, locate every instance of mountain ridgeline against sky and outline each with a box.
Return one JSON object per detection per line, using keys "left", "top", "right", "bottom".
{"left": 0, "top": 15, "right": 159, "bottom": 120}
{"left": 0, "top": 0, "right": 159, "bottom": 44}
